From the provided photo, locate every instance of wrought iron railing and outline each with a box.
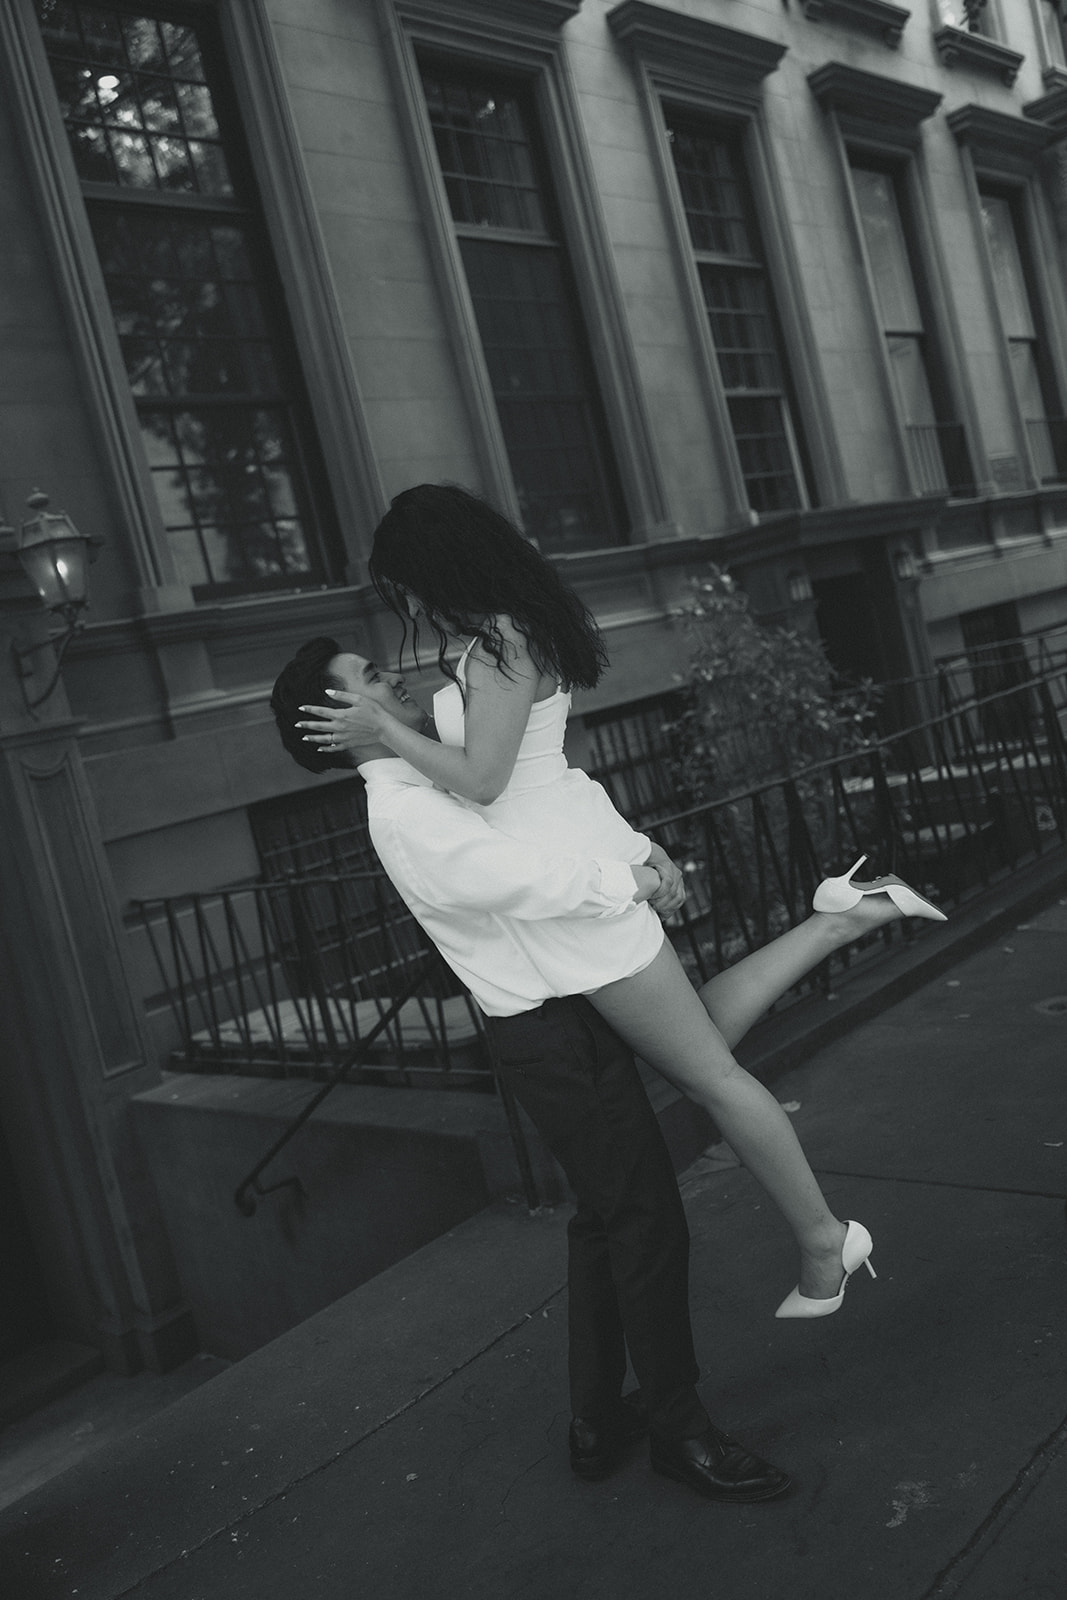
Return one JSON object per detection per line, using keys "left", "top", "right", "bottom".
{"left": 142, "top": 661, "right": 1067, "bottom": 1077}
{"left": 643, "top": 663, "right": 1067, "bottom": 988}
{"left": 135, "top": 870, "right": 491, "bottom": 1086}
{"left": 138, "top": 663, "right": 1067, "bottom": 1212}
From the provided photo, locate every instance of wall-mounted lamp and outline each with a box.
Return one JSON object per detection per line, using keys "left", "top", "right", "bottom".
{"left": 787, "top": 570, "right": 814, "bottom": 605}
{"left": 893, "top": 546, "right": 918, "bottom": 582}
{"left": 6, "top": 490, "right": 100, "bottom": 713}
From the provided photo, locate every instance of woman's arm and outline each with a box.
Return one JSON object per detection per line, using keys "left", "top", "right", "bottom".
{"left": 299, "top": 618, "right": 540, "bottom": 804}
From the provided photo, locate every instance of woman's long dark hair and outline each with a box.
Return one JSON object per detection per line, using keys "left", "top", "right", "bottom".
{"left": 368, "top": 485, "right": 608, "bottom": 691}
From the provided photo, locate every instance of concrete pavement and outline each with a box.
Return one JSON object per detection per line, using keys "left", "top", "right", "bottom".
{"left": 1, "top": 892, "right": 1065, "bottom": 1600}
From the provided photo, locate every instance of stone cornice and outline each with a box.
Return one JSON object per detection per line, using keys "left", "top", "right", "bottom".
{"left": 802, "top": 0, "right": 910, "bottom": 49}
{"left": 947, "top": 104, "right": 1053, "bottom": 174}
{"left": 808, "top": 61, "right": 942, "bottom": 130}
{"left": 396, "top": 0, "right": 582, "bottom": 30}
{"left": 1024, "top": 83, "right": 1067, "bottom": 132}
{"left": 607, "top": 2, "right": 786, "bottom": 100}
{"left": 932, "top": 25, "right": 1024, "bottom": 87}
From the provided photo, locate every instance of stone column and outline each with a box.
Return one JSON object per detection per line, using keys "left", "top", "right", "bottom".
{"left": 0, "top": 533, "right": 194, "bottom": 1373}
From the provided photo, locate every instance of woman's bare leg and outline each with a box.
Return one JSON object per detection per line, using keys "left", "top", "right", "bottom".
{"left": 700, "top": 896, "right": 903, "bottom": 1051}
{"left": 590, "top": 940, "right": 861, "bottom": 1301}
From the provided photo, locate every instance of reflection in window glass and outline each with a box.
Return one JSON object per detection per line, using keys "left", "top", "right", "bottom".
{"left": 37, "top": 1, "right": 328, "bottom": 593}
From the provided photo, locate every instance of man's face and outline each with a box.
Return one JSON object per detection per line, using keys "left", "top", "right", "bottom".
{"left": 326, "top": 652, "right": 424, "bottom": 730}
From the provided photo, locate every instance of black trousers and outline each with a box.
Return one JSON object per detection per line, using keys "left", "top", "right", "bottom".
{"left": 486, "top": 995, "right": 709, "bottom": 1442}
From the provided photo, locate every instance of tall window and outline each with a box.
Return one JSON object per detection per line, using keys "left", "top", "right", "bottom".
{"left": 665, "top": 113, "right": 809, "bottom": 516}
{"left": 937, "top": 0, "right": 998, "bottom": 37}
{"left": 851, "top": 162, "right": 973, "bottom": 497}
{"left": 36, "top": 1, "right": 333, "bottom": 596}
{"left": 419, "top": 61, "right": 624, "bottom": 552}
{"left": 979, "top": 189, "right": 1065, "bottom": 483}
{"left": 1036, "top": 0, "right": 1067, "bottom": 69}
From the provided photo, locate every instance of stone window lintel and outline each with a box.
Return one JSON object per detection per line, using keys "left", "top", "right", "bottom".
{"left": 808, "top": 61, "right": 942, "bottom": 129}
{"left": 932, "top": 25, "right": 1024, "bottom": 87}
{"left": 802, "top": 0, "right": 911, "bottom": 49}
{"left": 947, "top": 103, "right": 1054, "bottom": 173}
{"left": 607, "top": 1, "right": 787, "bottom": 98}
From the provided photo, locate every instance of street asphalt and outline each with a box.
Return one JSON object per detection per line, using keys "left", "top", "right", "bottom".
{"left": 1, "top": 888, "right": 1065, "bottom": 1600}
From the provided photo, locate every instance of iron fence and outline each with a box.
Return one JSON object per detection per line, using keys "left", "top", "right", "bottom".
{"left": 644, "top": 662, "right": 1067, "bottom": 990}
{"left": 138, "top": 661, "right": 1067, "bottom": 1213}
{"left": 135, "top": 869, "right": 492, "bottom": 1087}
{"left": 142, "top": 659, "right": 1067, "bottom": 1078}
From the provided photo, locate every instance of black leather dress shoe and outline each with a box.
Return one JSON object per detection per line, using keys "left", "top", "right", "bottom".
{"left": 569, "top": 1391, "right": 648, "bottom": 1480}
{"left": 650, "top": 1424, "right": 790, "bottom": 1503}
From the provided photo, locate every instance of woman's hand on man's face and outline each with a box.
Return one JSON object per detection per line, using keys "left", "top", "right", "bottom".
{"left": 297, "top": 689, "right": 383, "bottom": 752}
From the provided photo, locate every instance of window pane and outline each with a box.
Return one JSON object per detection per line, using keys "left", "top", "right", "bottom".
{"left": 1040, "top": 0, "right": 1067, "bottom": 67}
{"left": 89, "top": 210, "right": 281, "bottom": 400}
{"left": 1009, "top": 340, "right": 1047, "bottom": 420}
{"left": 937, "top": 0, "right": 991, "bottom": 33}
{"left": 669, "top": 126, "right": 753, "bottom": 259}
{"left": 887, "top": 334, "right": 937, "bottom": 426}
{"left": 851, "top": 167, "right": 923, "bottom": 333}
{"left": 727, "top": 397, "right": 800, "bottom": 513}
{"left": 141, "top": 405, "right": 316, "bottom": 589}
{"left": 699, "top": 266, "right": 784, "bottom": 392}
{"left": 422, "top": 73, "right": 547, "bottom": 234}
{"left": 669, "top": 116, "right": 804, "bottom": 513}
{"left": 980, "top": 195, "right": 1035, "bottom": 340}
{"left": 38, "top": 2, "right": 332, "bottom": 595}
{"left": 460, "top": 236, "right": 621, "bottom": 550}
{"left": 37, "top": 1, "right": 232, "bottom": 197}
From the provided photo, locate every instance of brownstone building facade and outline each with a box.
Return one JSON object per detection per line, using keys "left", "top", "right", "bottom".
{"left": 3, "top": 0, "right": 1067, "bottom": 1379}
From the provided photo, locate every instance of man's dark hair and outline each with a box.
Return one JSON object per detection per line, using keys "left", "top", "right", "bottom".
{"left": 271, "top": 636, "right": 348, "bottom": 774}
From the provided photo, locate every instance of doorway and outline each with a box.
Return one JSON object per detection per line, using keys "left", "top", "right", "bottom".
{"left": 811, "top": 573, "right": 888, "bottom": 687}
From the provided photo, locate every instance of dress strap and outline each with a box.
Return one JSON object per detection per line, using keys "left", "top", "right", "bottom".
{"left": 455, "top": 636, "right": 478, "bottom": 685}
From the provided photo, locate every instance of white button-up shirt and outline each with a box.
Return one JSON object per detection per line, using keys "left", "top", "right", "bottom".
{"left": 359, "top": 758, "right": 653, "bottom": 1016}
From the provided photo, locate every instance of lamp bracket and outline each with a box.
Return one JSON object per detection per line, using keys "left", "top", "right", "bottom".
{"left": 11, "top": 614, "right": 85, "bottom": 714}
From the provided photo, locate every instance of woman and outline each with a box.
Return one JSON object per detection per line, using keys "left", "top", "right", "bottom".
{"left": 297, "top": 485, "right": 944, "bottom": 1317}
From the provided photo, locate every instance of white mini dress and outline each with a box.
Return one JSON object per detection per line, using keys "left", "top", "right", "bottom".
{"left": 432, "top": 641, "right": 665, "bottom": 993}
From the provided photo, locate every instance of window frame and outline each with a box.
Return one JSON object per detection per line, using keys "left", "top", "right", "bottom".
{"left": 610, "top": 10, "right": 846, "bottom": 522}
{"left": 949, "top": 105, "right": 1067, "bottom": 495}
{"left": 661, "top": 106, "right": 816, "bottom": 518}
{"left": 977, "top": 176, "right": 1067, "bottom": 484}
{"left": 415, "top": 53, "right": 628, "bottom": 552}
{"left": 810, "top": 67, "right": 982, "bottom": 501}
{"left": 381, "top": 0, "right": 673, "bottom": 549}
{"left": 4, "top": 0, "right": 381, "bottom": 610}
{"left": 1030, "top": 0, "right": 1067, "bottom": 81}
{"left": 847, "top": 152, "right": 975, "bottom": 497}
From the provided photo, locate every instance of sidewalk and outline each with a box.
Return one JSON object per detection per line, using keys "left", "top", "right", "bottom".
{"left": 1, "top": 892, "right": 1065, "bottom": 1600}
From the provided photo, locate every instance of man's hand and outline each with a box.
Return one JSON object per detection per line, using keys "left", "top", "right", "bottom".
{"left": 645, "top": 842, "right": 686, "bottom": 918}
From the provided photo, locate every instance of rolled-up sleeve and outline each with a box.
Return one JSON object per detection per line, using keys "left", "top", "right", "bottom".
{"left": 377, "top": 791, "right": 638, "bottom": 921}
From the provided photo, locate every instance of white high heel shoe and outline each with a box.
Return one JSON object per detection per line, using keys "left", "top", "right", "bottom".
{"left": 775, "top": 1220, "right": 876, "bottom": 1320}
{"left": 812, "top": 854, "right": 947, "bottom": 922}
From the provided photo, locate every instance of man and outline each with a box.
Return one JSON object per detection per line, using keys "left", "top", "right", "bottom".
{"left": 271, "top": 637, "right": 789, "bottom": 1503}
